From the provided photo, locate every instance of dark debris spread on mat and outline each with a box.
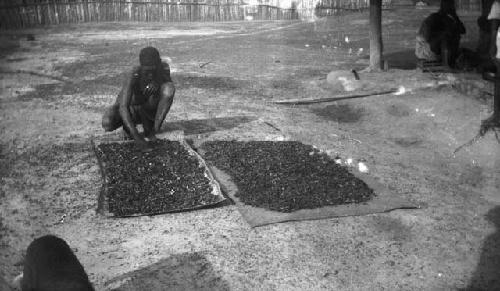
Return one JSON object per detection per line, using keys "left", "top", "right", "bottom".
{"left": 95, "top": 140, "right": 221, "bottom": 217}
{"left": 202, "top": 141, "right": 375, "bottom": 213}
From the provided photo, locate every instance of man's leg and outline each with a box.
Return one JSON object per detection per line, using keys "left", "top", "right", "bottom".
{"left": 441, "top": 35, "right": 461, "bottom": 68}
{"left": 122, "top": 125, "right": 133, "bottom": 140}
{"left": 494, "top": 59, "right": 500, "bottom": 117}
{"left": 153, "top": 82, "right": 175, "bottom": 133}
{"left": 102, "top": 103, "right": 122, "bottom": 132}
{"left": 141, "top": 114, "right": 156, "bottom": 141}
{"left": 124, "top": 106, "right": 142, "bottom": 140}
{"left": 440, "top": 41, "right": 450, "bottom": 67}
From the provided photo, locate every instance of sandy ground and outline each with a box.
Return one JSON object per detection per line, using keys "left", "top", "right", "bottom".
{"left": 1, "top": 6, "right": 499, "bottom": 291}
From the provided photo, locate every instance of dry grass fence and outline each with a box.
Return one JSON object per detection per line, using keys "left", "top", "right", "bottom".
{"left": 0, "top": 0, "right": 481, "bottom": 29}
{"left": 0, "top": 0, "right": 298, "bottom": 28}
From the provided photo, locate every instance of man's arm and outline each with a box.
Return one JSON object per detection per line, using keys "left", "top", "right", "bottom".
{"left": 118, "top": 68, "right": 149, "bottom": 146}
{"left": 456, "top": 17, "right": 466, "bottom": 34}
{"left": 490, "top": 19, "right": 500, "bottom": 59}
{"left": 418, "top": 15, "right": 434, "bottom": 41}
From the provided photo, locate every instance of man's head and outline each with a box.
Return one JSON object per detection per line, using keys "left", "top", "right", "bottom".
{"left": 139, "top": 46, "right": 161, "bottom": 69}
{"left": 139, "top": 47, "right": 161, "bottom": 86}
{"left": 440, "top": 0, "right": 456, "bottom": 14}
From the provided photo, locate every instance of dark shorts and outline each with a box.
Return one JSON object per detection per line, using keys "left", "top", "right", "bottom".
{"left": 102, "top": 103, "right": 155, "bottom": 131}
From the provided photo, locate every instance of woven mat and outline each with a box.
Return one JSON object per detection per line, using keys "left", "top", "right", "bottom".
{"left": 208, "top": 166, "right": 419, "bottom": 227}
{"left": 91, "top": 131, "right": 226, "bottom": 217}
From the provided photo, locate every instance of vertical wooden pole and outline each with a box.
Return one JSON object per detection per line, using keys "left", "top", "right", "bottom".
{"left": 71, "top": 0, "right": 74, "bottom": 23}
{"left": 369, "top": 0, "right": 382, "bottom": 70}
{"left": 19, "top": 5, "right": 24, "bottom": 28}
{"left": 54, "top": 1, "right": 59, "bottom": 24}
{"left": 89, "top": 0, "right": 93, "bottom": 22}
{"left": 35, "top": 4, "right": 40, "bottom": 25}
{"left": 85, "top": 0, "right": 89, "bottom": 22}
{"left": 65, "top": 0, "right": 69, "bottom": 23}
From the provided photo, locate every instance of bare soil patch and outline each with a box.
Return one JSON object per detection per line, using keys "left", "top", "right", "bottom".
{"left": 1, "top": 8, "right": 499, "bottom": 291}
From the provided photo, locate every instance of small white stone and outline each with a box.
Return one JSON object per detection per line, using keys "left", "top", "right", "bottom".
{"left": 358, "top": 162, "right": 368, "bottom": 173}
{"left": 394, "top": 86, "right": 406, "bottom": 95}
{"left": 346, "top": 158, "right": 353, "bottom": 166}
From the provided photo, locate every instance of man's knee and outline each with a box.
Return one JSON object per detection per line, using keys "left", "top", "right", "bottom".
{"left": 102, "top": 116, "right": 115, "bottom": 132}
{"left": 161, "top": 82, "right": 175, "bottom": 101}
{"left": 102, "top": 105, "right": 121, "bottom": 132}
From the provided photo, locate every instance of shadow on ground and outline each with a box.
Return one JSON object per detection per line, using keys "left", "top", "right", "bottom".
{"left": 384, "top": 49, "right": 417, "bottom": 70}
{"left": 311, "top": 104, "right": 365, "bottom": 123}
{"left": 465, "top": 206, "right": 500, "bottom": 290}
{"left": 174, "top": 74, "right": 249, "bottom": 91}
{"left": 107, "top": 252, "right": 230, "bottom": 291}
{"left": 162, "top": 116, "right": 256, "bottom": 135}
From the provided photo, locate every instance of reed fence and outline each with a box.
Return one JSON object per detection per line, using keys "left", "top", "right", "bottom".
{"left": 299, "top": 0, "right": 394, "bottom": 18}
{"left": 0, "top": 0, "right": 298, "bottom": 28}
{"left": 0, "top": 0, "right": 482, "bottom": 29}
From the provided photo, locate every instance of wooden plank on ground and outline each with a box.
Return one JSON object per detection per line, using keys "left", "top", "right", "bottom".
{"left": 273, "top": 88, "right": 399, "bottom": 105}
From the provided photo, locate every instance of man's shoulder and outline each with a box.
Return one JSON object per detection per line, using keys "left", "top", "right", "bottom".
{"left": 161, "top": 62, "right": 170, "bottom": 70}
{"left": 425, "top": 12, "right": 442, "bottom": 21}
{"left": 130, "top": 66, "right": 141, "bottom": 78}
{"left": 423, "top": 12, "right": 447, "bottom": 27}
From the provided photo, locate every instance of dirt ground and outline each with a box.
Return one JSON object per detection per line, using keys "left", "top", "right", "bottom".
{"left": 1, "top": 6, "right": 499, "bottom": 291}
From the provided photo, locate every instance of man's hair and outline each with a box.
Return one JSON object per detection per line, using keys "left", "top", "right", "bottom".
{"left": 139, "top": 47, "right": 161, "bottom": 67}
{"left": 440, "top": 0, "right": 456, "bottom": 14}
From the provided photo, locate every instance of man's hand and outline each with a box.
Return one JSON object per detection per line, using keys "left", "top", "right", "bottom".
{"left": 490, "top": 47, "right": 497, "bottom": 61}
{"left": 146, "top": 134, "right": 158, "bottom": 142}
{"left": 137, "top": 139, "right": 153, "bottom": 153}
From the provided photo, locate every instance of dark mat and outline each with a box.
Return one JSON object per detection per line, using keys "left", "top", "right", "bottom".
{"left": 210, "top": 166, "right": 418, "bottom": 227}
{"left": 91, "top": 136, "right": 226, "bottom": 218}
{"left": 199, "top": 140, "right": 419, "bottom": 227}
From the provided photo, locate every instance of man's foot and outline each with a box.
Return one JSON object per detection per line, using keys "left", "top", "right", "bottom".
{"left": 146, "top": 135, "right": 158, "bottom": 142}
{"left": 480, "top": 114, "right": 500, "bottom": 137}
{"left": 482, "top": 71, "right": 496, "bottom": 82}
{"left": 137, "top": 140, "right": 153, "bottom": 153}
{"left": 122, "top": 130, "right": 133, "bottom": 141}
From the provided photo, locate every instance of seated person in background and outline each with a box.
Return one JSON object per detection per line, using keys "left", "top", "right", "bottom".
{"left": 415, "top": 0, "right": 466, "bottom": 68}
{"left": 481, "top": 0, "right": 500, "bottom": 134}
{"left": 102, "top": 46, "right": 175, "bottom": 152}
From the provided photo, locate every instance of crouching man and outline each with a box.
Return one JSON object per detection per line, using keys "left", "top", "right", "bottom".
{"left": 102, "top": 46, "right": 175, "bottom": 152}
